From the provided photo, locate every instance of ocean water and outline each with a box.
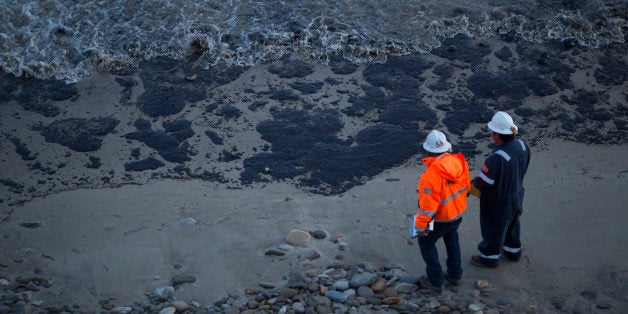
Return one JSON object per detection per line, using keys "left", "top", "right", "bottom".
{"left": 1, "top": 0, "right": 625, "bottom": 83}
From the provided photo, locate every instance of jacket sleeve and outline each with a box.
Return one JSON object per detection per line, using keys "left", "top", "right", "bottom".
{"left": 415, "top": 174, "right": 441, "bottom": 231}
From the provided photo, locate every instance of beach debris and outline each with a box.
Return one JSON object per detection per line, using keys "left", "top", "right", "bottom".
{"left": 475, "top": 279, "right": 490, "bottom": 290}
{"left": 175, "top": 217, "right": 196, "bottom": 228}
{"left": 186, "top": 74, "right": 197, "bottom": 81}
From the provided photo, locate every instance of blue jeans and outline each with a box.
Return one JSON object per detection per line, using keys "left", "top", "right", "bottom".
{"left": 418, "top": 218, "right": 463, "bottom": 286}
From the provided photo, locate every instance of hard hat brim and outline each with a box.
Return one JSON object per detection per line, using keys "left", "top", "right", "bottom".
{"left": 488, "top": 121, "right": 513, "bottom": 135}
{"left": 423, "top": 141, "right": 452, "bottom": 153}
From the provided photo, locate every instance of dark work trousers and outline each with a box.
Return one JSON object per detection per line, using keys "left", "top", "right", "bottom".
{"left": 477, "top": 199, "right": 523, "bottom": 264}
{"left": 418, "top": 218, "right": 463, "bottom": 287}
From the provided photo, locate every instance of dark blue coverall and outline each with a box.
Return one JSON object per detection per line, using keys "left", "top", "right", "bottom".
{"left": 473, "top": 138, "right": 530, "bottom": 265}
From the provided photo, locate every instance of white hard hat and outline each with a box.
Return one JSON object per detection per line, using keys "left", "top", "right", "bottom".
{"left": 488, "top": 111, "right": 518, "bottom": 135}
{"left": 423, "top": 130, "right": 452, "bottom": 153}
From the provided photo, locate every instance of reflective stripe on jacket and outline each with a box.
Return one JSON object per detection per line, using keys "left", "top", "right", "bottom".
{"left": 415, "top": 152, "right": 471, "bottom": 231}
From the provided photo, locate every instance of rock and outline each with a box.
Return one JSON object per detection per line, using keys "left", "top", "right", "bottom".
{"left": 486, "top": 309, "right": 500, "bottom": 314}
{"left": 172, "top": 274, "right": 196, "bottom": 286}
{"left": 370, "top": 277, "right": 387, "bottom": 292}
{"left": 395, "top": 282, "right": 417, "bottom": 293}
{"left": 280, "top": 288, "right": 299, "bottom": 298}
{"left": 357, "top": 286, "right": 374, "bottom": 298}
{"left": 468, "top": 304, "right": 481, "bottom": 311}
{"left": 475, "top": 280, "right": 489, "bottom": 290}
{"left": 100, "top": 299, "right": 116, "bottom": 311}
{"left": 247, "top": 300, "right": 259, "bottom": 309}
{"left": 172, "top": 301, "right": 188, "bottom": 312}
{"left": 384, "top": 287, "right": 398, "bottom": 298}
{"left": 159, "top": 307, "right": 176, "bottom": 314}
{"left": 277, "top": 244, "right": 293, "bottom": 251}
{"left": 306, "top": 268, "right": 323, "bottom": 277}
{"left": 260, "top": 281, "right": 276, "bottom": 289}
{"left": 350, "top": 272, "right": 378, "bottom": 288}
{"left": 382, "top": 297, "right": 401, "bottom": 305}
{"left": 311, "top": 230, "right": 327, "bottom": 239}
{"left": 264, "top": 248, "right": 285, "bottom": 256}
{"left": 292, "top": 302, "right": 306, "bottom": 313}
{"left": 334, "top": 279, "right": 350, "bottom": 291}
{"left": 469, "top": 290, "right": 480, "bottom": 298}
{"left": 111, "top": 307, "right": 132, "bottom": 314}
{"left": 0, "top": 279, "right": 8, "bottom": 286}
{"left": 286, "top": 229, "right": 311, "bottom": 247}
{"left": 525, "top": 304, "right": 538, "bottom": 314}
{"left": 426, "top": 300, "right": 441, "bottom": 309}
{"left": 437, "top": 305, "right": 451, "bottom": 313}
{"left": 305, "top": 250, "right": 321, "bottom": 260}
{"left": 153, "top": 286, "right": 175, "bottom": 300}
{"left": 325, "top": 290, "right": 348, "bottom": 303}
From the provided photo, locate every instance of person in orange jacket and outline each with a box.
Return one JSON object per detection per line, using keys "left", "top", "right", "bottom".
{"left": 414, "top": 130, "right": 471, "bottom": 291}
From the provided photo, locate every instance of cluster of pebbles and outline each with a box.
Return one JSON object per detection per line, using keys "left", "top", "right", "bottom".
{"left": 1, "top": 228, "right": 613, "bottom": 313}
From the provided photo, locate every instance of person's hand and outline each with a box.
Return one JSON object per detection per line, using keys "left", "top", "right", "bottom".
{"left": 418, "top": 230, "right": 429, "bottom": 237}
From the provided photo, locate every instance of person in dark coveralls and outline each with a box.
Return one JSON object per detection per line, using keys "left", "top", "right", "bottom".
{"left": 470, "top": 111, "right": 531, "bottom": 268}
{"left": 415, "top": 130, "right": 471, "bottom": 290}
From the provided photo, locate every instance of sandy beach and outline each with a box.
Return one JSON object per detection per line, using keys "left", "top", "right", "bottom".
{"left": 1, "top": 33, "right": 627, "bottom": 312}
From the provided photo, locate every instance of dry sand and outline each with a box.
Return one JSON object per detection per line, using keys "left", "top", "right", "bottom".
{"left": 1, "top": 138, "right": 626, "bottom": 311}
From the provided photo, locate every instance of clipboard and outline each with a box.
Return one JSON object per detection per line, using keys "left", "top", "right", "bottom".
{"left": 410, "top": 214, "right": 434, "bottom": 238}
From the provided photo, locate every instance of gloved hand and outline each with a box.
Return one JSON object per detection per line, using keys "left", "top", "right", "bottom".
{"left": 469, "top": 186, "right": 481, "bottom": 198}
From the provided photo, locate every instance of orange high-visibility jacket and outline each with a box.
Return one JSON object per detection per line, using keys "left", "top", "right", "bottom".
{"left": 414, "top": 152, "right": 471, "bottom": 232}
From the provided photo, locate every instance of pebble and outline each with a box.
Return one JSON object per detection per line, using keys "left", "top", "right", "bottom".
{"left": 111, "top": 306, "right": 132, "bottom": 314}
{"left": 333, "top": 279, "right": 350, "bottom": 291}
{"left": 395, "top": 282, "right": 417, "bottom": 293}
{"left": 277, "top": 244, "right": 293, "bottom": 251}
{"left": 260, "top": 281, "right": 276, "bottom": 289}
{"left": 468, "top": 303, "right": 481, "bottom": 311}
{"left": 292, "top": 302, "right": 306, "bottom": 313}
{"left": 475, "top": 280, "right": 490, "bottom": 290}
{"left": 172, "top": 274, "right": 196, "bottom": 286}
{"left": 172, "top": 301, "right": 188, "bottom": 311}
{"left": 159, "top": 307, "right": 176, "bottom": 314}
{"left": 350, "top": 272, "right": 378, "bottom": 287}
{"left": 325, "top": 290, "right": 348, "bottom": 303}
{"left": 596, "top": 301, "right": 613, "bottom": 309}
{"left": 153, "top": 286, "right": 174, "bottom": 300}
{"left": 286, "top": 229, "right": 311, "bottom": 247}
{"left": 311, "top": 230, "right": 327, "bottom": 239}
{"left": 265, "top": 248, "right": 286, "bottom": 256}
{"left": 357, "top": 286, "right": 374, "bottom": 298}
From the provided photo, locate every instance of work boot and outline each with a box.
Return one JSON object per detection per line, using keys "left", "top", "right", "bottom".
{"left": 418, "top": 275, "right": 444, "bottom": 293}
{"left": 444, "top": 273, "right": 461, "bottom": 286}
{"left": 470, "top": 255, "right": 498, "bottom": 268}
{"left": 503, "top": 251, "right": 522, "bottom": 262}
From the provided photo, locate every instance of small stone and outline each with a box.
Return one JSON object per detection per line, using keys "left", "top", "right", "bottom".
{"left": 286, "top": 229, "right": 311, "bottom": 247}
{"left": 382, "top": 297, "right": 401, "bottom": 305}
{"left": 159, "top": 307, "right": 176, "bottom": 314}
{"left": 280, "top": 288, "right": 298, "bottom": 298}
{"left": 350, "top": 272, "right": 378, "bottom": 287}
{"left": 525, "top": 304, "right": 538, "bottom": 314}
{"left": 370, "top": 277, "right": 387, "bottom": 292}
{"left": 292, "top": 302, "right": 306, "bottom": 313}
{"left": 277, "top": 244, "right": 293, "bottom": 251}
{"left": 437, "top": 305, "right": 451, "bottom": 313}
{"left": 0, "top": 279, "right": 8, "bottom": 286}
{"left": 395, "top": 282, "right": 417, "bottom": 294}
{"left": 311, "top": 230, "right": 327, "bottom": 239}
{"left": 31, "top": 300, "right": 43, "bottom": 307}
{"left": 384, "top": 287, "right": 398, "bottom": 298}
{"left": 467, "top": 304, "right": 481, "bottom": 311}
{"left": 172, "top": 301, "right": 188, "bottom": 312}
{"left": 153, "top": 286, "right": 175, "bottom": 300}
{"left": 265, "top": 248, "right": 286, "bottom": 256}
{"left": 247, "top": 300, "right": 259, "bottom": 309}
{"left": 18, "top": 248, "right": 34, "bottom": 254}
{"left": 357, "top": 286, "right": 374, "bottom": 298}
{"left": 111, "top": 306, "right": 132, "bottom": 314}
{"left": 334, "top": 253, "right": 344, "bottom": 260}
{"left": 172, "top": 274, "right": 196, "bottom": 286}
{"left": 100, "top": 299, "right": 116, "bottom": 311}
{"left": 305, "top": 250, "right": 321, "bottom": 260}
{"left": 342, "top": 289, "right": 356, "bottom": 298}
{"left": 260, "top": 281, "right": 276, "bottom": 289}
{"left": 475, "top": 280, "right": 489, "bottom": 290}
{"left": 486, "top": 309, "right": 500, "bottom": 314}
{"left": 325, "top": 290, "right": 348, "bottom": 303}
{"left": 426, "top": 300, "right": 441, "bottom": 309}
{"left": 338, "top": 241, "right": 348, "bottom": 250}
{"left": 468, "top": 290, "right": 480, "bottom": 298}
{"left": 333, "top": 279, "right": 350, "bottom": 291}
